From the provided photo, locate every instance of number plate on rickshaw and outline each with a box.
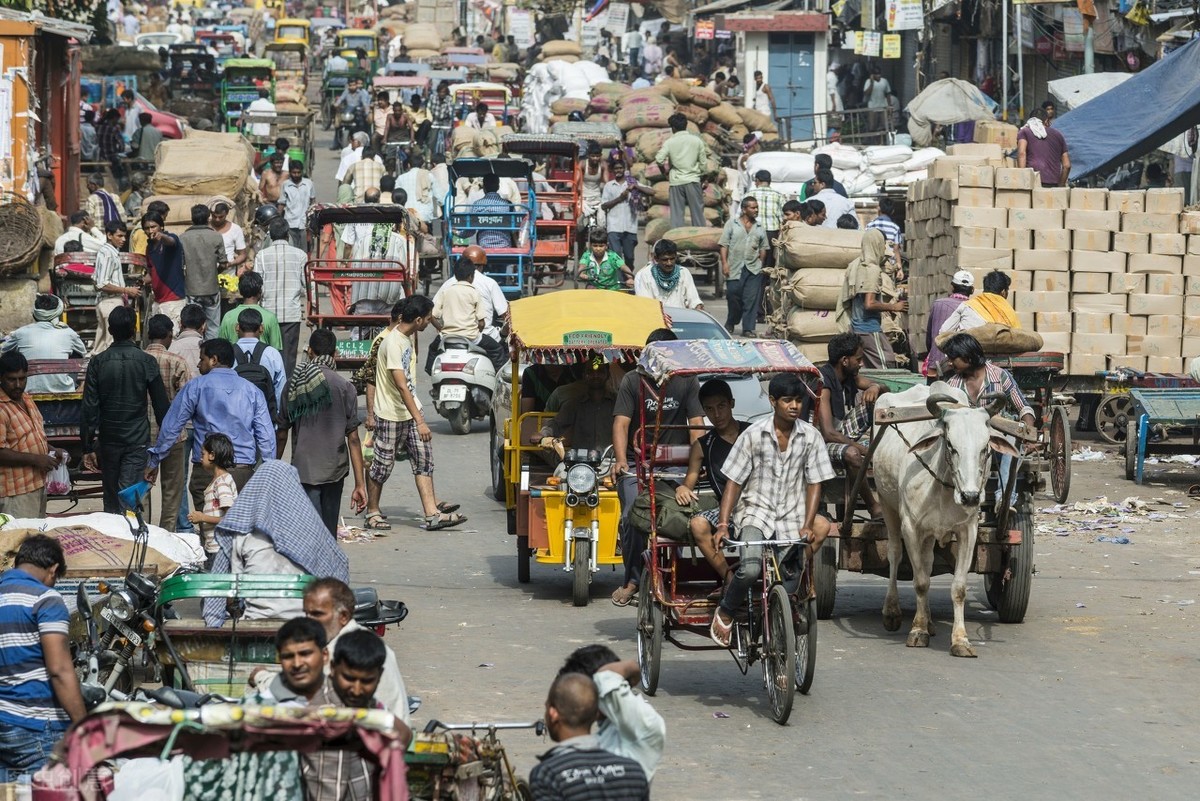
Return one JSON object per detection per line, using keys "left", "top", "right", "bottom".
{"left": 99, "top": 605, "right": 143, "bottom": 646}
{"left": 440, "top": 385, "right": 467, "bottom": 402}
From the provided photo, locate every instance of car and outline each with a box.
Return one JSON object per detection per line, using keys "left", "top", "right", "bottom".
{"left": 132, "top": 92, "right": 188, "bottom": 140}
{"left": 134, "top": 32, "right": 183, "bottom": 52}
{"left": 666, "top": 306, "right": 772, "bottom": 422}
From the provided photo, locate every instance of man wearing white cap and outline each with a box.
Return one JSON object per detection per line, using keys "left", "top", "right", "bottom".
{"left": 924, "top": 270, "right": 974, "bottom": 375}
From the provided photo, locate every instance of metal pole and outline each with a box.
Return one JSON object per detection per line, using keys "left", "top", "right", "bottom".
{"left": 1015, "top": 4, "right": 1025, "bottom": 121}
{"left": 1001, "top": 0, "right": 1009, "bottom": 121}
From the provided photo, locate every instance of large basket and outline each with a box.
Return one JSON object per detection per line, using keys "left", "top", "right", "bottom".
{"left": 0, "top": 192, "right": 45, "bottom": 276}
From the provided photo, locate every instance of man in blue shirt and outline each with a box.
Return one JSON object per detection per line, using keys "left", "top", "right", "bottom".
{"left": 0, "top": 535, "right": 86, "bottom": 780}
{"left": 469, "top": 173, "right": 516, "bottom": 249}
{"left": 145, "top": 337, "right": 275, "bottom": 516}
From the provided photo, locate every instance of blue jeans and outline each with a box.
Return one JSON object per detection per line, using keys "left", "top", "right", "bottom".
{"left": 607, "top": 231, "right": 637, "bottom": 274}
{"left": 0, "top": 720, "right": 66, "bottom": 781}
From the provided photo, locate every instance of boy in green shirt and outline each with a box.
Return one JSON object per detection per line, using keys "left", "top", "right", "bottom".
{"left": 577, "top": 229, "right": 634, "bottom": 291}
{"left": 217, "top": 271, "right": 283, "bottom": 350}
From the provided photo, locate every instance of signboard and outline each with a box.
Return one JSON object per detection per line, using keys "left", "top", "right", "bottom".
{"left": 695, "top": 19, "right": 715, "bottom": 40}
{"left": 607, "top": 3, "right": 630, "bottom": 35}
{"left": 863, "top": 30, "right": 882, "bottom": 57}
{"left": 563, "top": 331, "right": 614, "bottom": 347}
{"left": 882, "top": 34, "right": 902, "bottom": 59}
{"left": 715, "top": 29, "right": 732, "bottom": 39}
{"left": 508, "top": 9, "right": 535, "bottom": 50}
{"left": 886, "top": 0, "right": 924, "bottom": 31}
{"left": 853, "top": 30, "right": 864, "bottom": 54}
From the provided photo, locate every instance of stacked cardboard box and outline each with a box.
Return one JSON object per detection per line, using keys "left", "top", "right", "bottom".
{"left": 906, "top": 165, "right": 1195, "bottom": 374}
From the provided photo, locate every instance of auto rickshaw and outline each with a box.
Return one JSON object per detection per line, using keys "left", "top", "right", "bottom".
{"left": 492, "top": 290, "right": 670, "bottom": 606}
{"left": 373, "top": 74, "right": 431, "bottom": 107}
{"left": 274, "top": 17, "right": 312, "bottom": 47}
{"left": 196, "top": 30, "right": 241, "bottom": 65}
{"left": 221, "top": 58, "right": 275, "bottom": 132}
{"left": 336, "top": 28, "right": 379, "bottom": 73}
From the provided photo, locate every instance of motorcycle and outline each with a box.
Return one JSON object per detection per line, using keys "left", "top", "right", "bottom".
{"left": 333, "top": 107, "right": 368, "bottom": 150}
{"left": 430, "top": 335, "right": 498, "bottom": 435}
{"left": 557, "top": 446, "right": 612, "bottom": 607}
{"left": 408, "top": 719, "right": 544, "bottom": 801}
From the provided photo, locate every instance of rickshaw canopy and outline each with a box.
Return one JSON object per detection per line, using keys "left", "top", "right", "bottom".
{"left": 337, "top": 29, "right": 380, "bottom": 54}
{"left": 508, "top": 290, "right": 668, "bottom": 363}
{"left": 305, "top": 203, "right": 413, "bottom": 234}
{"left": 427, "top": 69, "right": 467, "bottom": 85}
{"left": 384, "top": 62, "right": 431, "bottom": 77}
{"left": 447, "top": 157, "right": 534, "bottom": 184}
{"left": 374, "top": 75, "right": 430, "bottom": 91}
{"left": 453, "top": 81, "right": 513, "bottom": 102}
{"left": 223, "top": 58, "right": 275, "bottom": 73}
{"left": 501, "top": 133, "right": 579, "bottom": 157}
{"left": 274, "top": 18, "right": 311, "bottom": 42}
{"left": 265, "top": 41, "right": 307, "bottom": 54}
{"left": 637, "top": 339, "right": 822, "bottom": 389}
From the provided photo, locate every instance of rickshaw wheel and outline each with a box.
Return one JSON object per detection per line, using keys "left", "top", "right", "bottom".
{"left": 814, "top": 538, "right": 837, "bottom": 620}
{"left": 571, "top": 540, "right": 590, "bottom": 607}
{"left": 984, "top": 502, "right": 1034, "bottom": 623}
{"left": 764, "top": 584, "right": 796, "bottom": 725}
{"left": 1094, "top": 394, "right": 1132, "bottom": 444}
{"left": 516, "top": 534, "right": 531, "bottom": 584}
{"left": 514, "top": 779, "right": 533, "bottom": 801}
{"left": 636, "top": 580, "right": 662, "bottom": 695}
{"left": 489, "top": 419, "right": 505, "bottom": 500}
{"left": 1124, "top": 422, "right": 1138, "bottom": 481}
{"left": 795, "top": 597, "right": 817, "bottom": 696}
{"left": 1049, "top": 405, "right": 1072, "bottom": 504}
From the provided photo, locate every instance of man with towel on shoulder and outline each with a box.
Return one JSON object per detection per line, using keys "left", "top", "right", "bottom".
{"left": 938, "top": 269, "right": 1020, "bottom": 335}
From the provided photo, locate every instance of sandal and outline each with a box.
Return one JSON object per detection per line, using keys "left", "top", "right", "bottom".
{"left": 436, "top": 501, "right": 461, "bottom": 514}
{"left": 710, "top": 608, "right": 734, "bottom": 648}
{"left": 425, "top": 511, "right": 467, "bottom": 531}
{"left": 611, "top": 585, "right": 637, "bottom": 607}
{"left": 364, "top": 513, "right": 391, "bottom": 531}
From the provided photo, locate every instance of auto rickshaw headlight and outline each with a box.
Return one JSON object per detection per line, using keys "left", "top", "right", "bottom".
{"left": 107, "top": 590, "right": 137, "bottom": 622}
{"left": 566, "top": 464, "right": 597, "bottom": 495}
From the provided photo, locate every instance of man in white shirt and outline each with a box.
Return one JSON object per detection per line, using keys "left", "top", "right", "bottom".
{"left": 210, "top": 202, "right": 248, "bottom": 273}
{"left": 245, "top": 88, "right": 276, "bottom": 138}
{"left": 324, "top": 52, "right": 350, "bottom": 76}
{"left": 394, "top": 153, "right": 437, "bottom": 223}
{"left": 812, "top": 170, "right": 856, "bottom": 229}
{"left": 280, "top": 159, "right": 316, "bottom": 250}
{"left": 622, "top": 29, "right": 644, "bottom": 73}
{"left": 54, "top": 211, "right": 105, "bottom": 255}
{"left": 633, "top": 239, "right": 703, "bottom": 310}
{"left": 641, "top": 35, "right": 663, "bottom": 78}
{"left": 335, "top": 131, "right": 369, "bottom": 183}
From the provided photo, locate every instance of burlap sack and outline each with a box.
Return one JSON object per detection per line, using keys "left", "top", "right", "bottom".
{"left": 702, "top": 183, "right": 726, "bottom": 208}
{"left": 592, "top": 82, "right": 632, "bottom": 96}
{"left": 0, "top": 527, "right": 180, "bottom": 577}
{"left": 661, "top": 79, "right": 693, "bottom": 104}
{"left": 615, "top": 99, "right": 676, "bottom": 131}
{"left": 636, "top": 129, "right": 673, "bottom": 161}
{"left": 645, "top": 204, "right": 670, "bottom": 221}
{"left": 587, "top": 113, "right": 615, "bottom": 123}
{"left": 786, "top": 309, "right": 841, "bottom": 342}
{"left": 551, "top": 97, "right": 588, "bottom": 116}
{"left": 664, "top": 226, "right": 723, "bottom": 252}
{"left": 787, "top": 269, "right": 844, "bottom": 311}
{"left": 645, "top": 218, "right": 672, "bottom": 244}
{"left": 643, "top": 162, "right": 666, "bottom": 183}
{"left": 624, "top": 126, "right": 658, "bottom": 145}
{"left": 586, "top": 95, "right": 618, "bottom": 115}
{"left": 619, "top": 86, "right": 674, "bottom": 106}
{"left": 934, "top": 324, "right": 1044, "bottom": 355}
{"left": 451, "top": 126, "right": 476, "bottom": 158}
{"left": 153, "top": 131, "right": 254, "bottom": 197}
{"left": 676, "top": 103, "right": 708, "bottom": 126}
{"left": 776, "top": 222, "right": 863, "bottom": 271}
{"left": 404, "top": 23, "right": 441, "bottom": 51}
{"left": 737, "top": 106, "right": 777, "bottom": 133}
{"left": 407, "top": 48, "right": 440, "bottom": 59}
{"left": 708, "top": 102, "right": 742, "bottom": 127}
{"left": 690, "top": 87, "right": 721, "bottom": 109}
{"left": 543, "top": 39, "right": 583, "bottom": 57}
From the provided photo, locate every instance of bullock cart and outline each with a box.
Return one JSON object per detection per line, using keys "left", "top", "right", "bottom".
{"left": 633, "top": 340, "right": 824, "bottom": 725}
{"left": 1122, "top": 388, "right": 1200, "bottom": 484}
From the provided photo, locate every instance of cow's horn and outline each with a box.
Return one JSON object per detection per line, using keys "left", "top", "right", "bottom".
{"left": 982, "top": 391, "right": 1008, "bottom": 417}
{"left": 925, "top": 393, "right": 959, "bottom": 417}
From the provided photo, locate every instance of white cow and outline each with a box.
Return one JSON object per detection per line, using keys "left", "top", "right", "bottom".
{"left": 870, "top": 381, "right": 1017, "bottom": 658}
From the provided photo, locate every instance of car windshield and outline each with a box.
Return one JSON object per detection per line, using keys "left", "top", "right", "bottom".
{"left": 342, "top": 36, "right": 374, "bottom": 51}
{"left": 670, "top": 319, "right": 731, "bottom": 342}
{"left": 278, "top": 25, "right": 306, "bottom": 39}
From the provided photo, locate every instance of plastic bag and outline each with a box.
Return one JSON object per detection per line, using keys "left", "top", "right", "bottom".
{"left": 107, "top": 757, "right": 185, "bottom": 801}
{"left": 45, "top": 460, "right": 71, "bottom": 496}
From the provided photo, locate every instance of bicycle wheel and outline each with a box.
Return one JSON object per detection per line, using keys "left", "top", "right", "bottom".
{"left": 764, "top": 583, "right": 796, "bottom": 724}
{"left": 636, "top": 580, "right": 662, "bottom": 695}
{"left": 795, "top": 597, "right": 817, "bottom": 695}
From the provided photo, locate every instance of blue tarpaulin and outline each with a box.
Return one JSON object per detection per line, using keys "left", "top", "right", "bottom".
{"left": 1054, "top": 36, "right": 1200, "bottom": 179}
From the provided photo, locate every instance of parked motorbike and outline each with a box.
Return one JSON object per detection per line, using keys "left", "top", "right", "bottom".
{"left": 408, "top": 719, "right": 544, "bottom": 801}
{"left": 430, "top": 336, "right": 498, "bottom": 435}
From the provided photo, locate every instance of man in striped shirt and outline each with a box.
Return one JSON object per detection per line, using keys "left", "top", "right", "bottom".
{"left": 865, "top": 197, "right": 903, "bottom": 267}
{"left": 0, "top": 535, "right": 86, "bottom": 780}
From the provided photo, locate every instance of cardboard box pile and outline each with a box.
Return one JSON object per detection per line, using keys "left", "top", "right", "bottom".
{"left": 906, "top": 164, "right": 1195, "bottom": 374}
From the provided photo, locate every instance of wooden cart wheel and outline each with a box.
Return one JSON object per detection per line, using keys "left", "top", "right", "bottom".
{"left": 636, "top": 579, "right": 662, "bottom": 695}
{"left": 1049, "top": 405, "right": 1072, "bottom": 504}
{"left": 1094, "top": 394, "right": 1133, "bottom": 444}
{"left": 1124, "top": 422, "right": 1138, "bottom": 482}
{"left": 571, "top": 539, "right": 590, "bottom": 608}
{"left": 814, "top": 537, "right": 837, "bottom": 620}
{"left": 983, "top": 501, "right": 1034, "bottom": 623}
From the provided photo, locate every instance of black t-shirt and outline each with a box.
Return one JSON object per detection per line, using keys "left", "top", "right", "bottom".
{"left": 520, "top": 365, "right": 576, "bottom": 412}
{"left": 700, "top": 420, "right": 751, "bottom": 503}
{"left": 802, "top": 362, "right": 856, "bottom": 424}
{"left": 613, "top": 370, "right": 703, "bottom": 460}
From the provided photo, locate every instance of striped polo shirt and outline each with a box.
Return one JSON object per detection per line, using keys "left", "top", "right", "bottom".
{"left": 0, "top": 568, "right": 71, "bottom": 731}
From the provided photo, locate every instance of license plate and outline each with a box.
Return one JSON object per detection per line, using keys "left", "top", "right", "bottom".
{"left": 99, "top": 605, "right": 142, "bottom": 646}
{"left": 440, "top": 385, "right": 467, "bottom": 402}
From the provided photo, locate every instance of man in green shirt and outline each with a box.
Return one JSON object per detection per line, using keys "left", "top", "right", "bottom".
{"left": 654, "top": 112, "right": 709, "bottom": 229}
{"left": 718, "top": 196, "right": 768, "bottom": 337}
{"left": 218, "top": 270, "right": 283, "bottom": 350}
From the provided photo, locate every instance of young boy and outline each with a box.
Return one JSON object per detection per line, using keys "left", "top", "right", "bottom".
{"left": 710, "top": 373, "right": 835, "bottom": 647}
{"left": 577, "top": 228, "right": 634, "bottom": 291}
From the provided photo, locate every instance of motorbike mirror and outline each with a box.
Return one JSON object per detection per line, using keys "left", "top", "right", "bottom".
{"left": 76, "top": 583, "right": 93, "bottom": 623}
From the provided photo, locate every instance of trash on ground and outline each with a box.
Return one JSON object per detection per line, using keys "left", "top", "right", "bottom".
{"left": 1096, "top": 536, "right": 1131, "bottom": 544}
{"left": 1037, "top": 496, "right": 1187, "bottom": 539}
{"left": 1072, "top": 447, "right": 1106, "bottom": 462}
{"left": 713, "top": 712, "right": 730, "bottom": 719}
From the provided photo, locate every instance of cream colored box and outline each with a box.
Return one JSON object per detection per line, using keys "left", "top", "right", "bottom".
{"left": 1008, "top": 208, "right": 1063, "bottom": 229}
{"left": 1039, "top": 332, "right": 1072, "bottom": 353}
{"left": 1146, "top": 315, "right": 1184, "bottom": 337}
{"left": 945, "top": 143, "right": 1004, "bottom": 159}
{"left": 1070, "top": 188, "right": 1108, "bottom": 210}
{"left": 1113, "top": 232, "right": 1150, "bottom": 254}
{"left": 1065, "top": 209, "right": 1120, "bottom": 231}
{"left": 1071, "top": 250, "right": 1127, "bottom": 273}
{"left": 1146, "top": 356, "right": 1185, "bottom": 373}
{"left": 994, "top": 190, "right": 1032, "bottom": 209}
{"left": 1108, "top": 190, "right": 1146, "bottom": 213}
{"left": 1031, "top": 272, "right": 1070, "bottom": 292}
{"left": 997, "top": 228, "right": 1034, "bottom": 249}
{"left": 1187, "top": 276, "right": 1200, "bottom": 296}
{"left": 1150, "top": 233, "right": 1187, "bottom": 256}
{"left": 1122, "top": 213, "right": 1180, "bottom": 234}
{"left": 1186, "top": 296, "right": 1200, "bottom": 316}
{"left": 952, "top": 206, "right": 1009, "bottom": 228}
{"left": 1072, "top": 294, "right": 1127, "bottom": 314}
{"left": 930, "top": 157, "right": 986, "bottom": 180}
{"left": 1071, "top": 230, "right": 1111, "bottom": 251}
{"left": 1035, "top": 311, "right": 1072, "bottom": 331}
{"left": 1127, "top": 336, "right": 1182, "bottom": 357}
{"left": 1016, "top": 312, "right": 1035, "bottom": 329}
{"left": 1146, "top": 273, "right": 1185, "bottom": 295}
{"left": 1185, "top": 337, "right": 1200, "bottom": 356}
{"left": 1184, "top": 255, "right": 1200, "bottom": 275}
{"left": 1031, "top": 187, "right": 1069, "bottom": 210}
{"left": 1110, "top": 273, "right": 1146, "bottom": 294}
{"left": 1014, "top": 291, "right": 1068, "bottom": 312}
{"left": 1008, "top": 270, "right": 1032, "bottom": 292}
{"left": 1145, "top": 187, "right": 1185, "bottom": 214}
{"left": 1014, "top": 249, "right": 1068, "bottom": 271}
{"left": 1072, "top": 273, "right": 1110, "bottom": 293}
{"left": 1073, "top": 312, "right": 1111, "bottom": 334}
{"left": 957, "top": 164, "right": 995, "bottom": 187}
{"left": 994, "top": 167, "right": 1038, "bottom": 190}
{"left": 1128, "top": 253, "right": 1183, "bottom": 274}
{"left": 1070, "top": 353, "right": 1110, "bottom": 374}
{"left": 1180, "top": 212, "right": 1200, "bottom": 235}
{"left": 1110, "top": 355, "right": 1147, "bottom": 372}
{"left": 958, "top": 187, "right": 995, "bottom": 207}
{"left": 957, "top": 248, "right": 1013, "bottom": 270}
{"left": 1030, "top": 229, "right": 1068, "bottom": 250}
{"left": 1184, "top": 315, "right": 1200, "bottom": 336}
{"left": 956, "top": 227, "right": 995, "bottom": 248}
{"left": 1110, "top": 315, "right": 1148, "bottom": 337}
{"left": 1074, "top": 333, "right": 1126, "bottom": 354}
{"left": 1187, "top": 235, "right": 1200, "bottom": 255}
{"left": 1128, "top": 294, "right": 1184, "bottom": 315}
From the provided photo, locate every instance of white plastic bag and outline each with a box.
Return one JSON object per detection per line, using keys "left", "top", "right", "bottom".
{"left": 108, "top": 757, "right": 185, "bottom": 801}
{"left": 45, "top": 460, "right": 71, "bottom": 497}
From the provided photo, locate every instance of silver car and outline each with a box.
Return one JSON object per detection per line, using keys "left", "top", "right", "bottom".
{"left": 665, "top": 306, "right": 773, "bottom": 422}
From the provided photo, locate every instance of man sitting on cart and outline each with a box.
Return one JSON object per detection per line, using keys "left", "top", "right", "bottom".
{"left": 468, "top": 173, "right": 516, "bottom": 249}
{"left": 710, "top": 373, "right": 835, "bottom": 647}
{"left": 531, "top": 354, "right": 617, "bottom": 458}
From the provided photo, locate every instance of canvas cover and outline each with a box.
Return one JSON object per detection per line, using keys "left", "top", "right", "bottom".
{"left": 905, "top": 78, "right": 997, "bottom": 147}
{"left": 153, "top": 130, "right": 256, "bottom": 197}
{"left": 1048, "top": 71, "right": 1193, "bottom": 159}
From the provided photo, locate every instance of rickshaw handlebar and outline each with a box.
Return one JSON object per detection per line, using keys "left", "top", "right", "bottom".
{"left": 423, "top": 719, "right": 545, "bottom": 734}
{"left": 725, "top": 537, "right": 810, "bottom": 548}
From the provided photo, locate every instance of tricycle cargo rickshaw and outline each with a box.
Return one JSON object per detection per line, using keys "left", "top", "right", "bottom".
{"left": 336, "top": 28, "right": 380, "bottom": 73}
{"left": 221, "top": 58, "right": 275, "bottom": 132}
{"left": 264, "top": 40, "right": 309, "bottom": 92}
{"left": 493, "top": 290, "right": 670, "bottom": 605}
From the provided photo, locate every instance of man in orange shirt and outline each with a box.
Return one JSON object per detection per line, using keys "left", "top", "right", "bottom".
{"left": 0, "top": 352, "right": 69, "bottom": 518}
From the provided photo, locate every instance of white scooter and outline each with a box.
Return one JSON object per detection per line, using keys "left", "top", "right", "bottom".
{"left": 430, "top": 336, "right": 498, "bottom": 434}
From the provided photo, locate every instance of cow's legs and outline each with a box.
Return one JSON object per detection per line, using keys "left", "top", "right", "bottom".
{"left": 906, "top": 535, "right": 934, "bottom": 648}
{"left": 881, "top": 505, "right": 904, "bottom": 632}
{"left": 949, "top": 525, "right": 978, "bottom": 658}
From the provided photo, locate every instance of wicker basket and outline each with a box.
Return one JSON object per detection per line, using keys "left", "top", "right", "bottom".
{"left": 0, "top": 192, "right": 45, "bottom": 276}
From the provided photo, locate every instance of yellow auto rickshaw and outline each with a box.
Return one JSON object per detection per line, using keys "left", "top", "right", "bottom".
{"left": 273, "top": 17, "right": 311, "bottom": 48}
{"left": 492, "top": 290, "right": 670, "bottom": 606}
{"left": 336, "top": 28, "right": 379, "bottom": 72}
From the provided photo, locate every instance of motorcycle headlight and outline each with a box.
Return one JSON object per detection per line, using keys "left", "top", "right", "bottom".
{"left": 566, "top": 464, "right": 597, "bottom": 495}
{"left": 107, "top": 590, "right": 137, "bottom": 622}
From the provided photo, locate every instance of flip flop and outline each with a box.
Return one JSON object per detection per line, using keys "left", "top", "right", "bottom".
{"left": 364, "top": 513, "right": 391, "bottom": 531}
{"left": 425, "top": 511, "right": 467, "bottom": 531}
{"left": 611, "top": 586, "right": 636, "bottom": 607}
{"left": 436, "top": 501, "right": 461, "bottom": 514}
{"left": 710, "top": 608, "right": 734, "bottom": 648}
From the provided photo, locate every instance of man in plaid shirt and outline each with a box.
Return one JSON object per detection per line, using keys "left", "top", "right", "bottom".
{"left": 0, "top": 352, "right": 68, "bottom": 518}
{"left": 256, "top": 218, "right": 308, "bottom": 376}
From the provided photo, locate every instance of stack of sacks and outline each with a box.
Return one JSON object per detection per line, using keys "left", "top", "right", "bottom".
{"left": 521, "top": 60, "right": 611, "bottom": 133}
{"left": 450, "top": 125, "right": 516, "bottom": 159}
{"left": 404, "top": 23, "right": 442, "bottom": 60}
{"left": 767, "top": 221, "right": 864, "bottom": 363}
{"left": 541, "top": 39, "right": 583, "bottom": 63}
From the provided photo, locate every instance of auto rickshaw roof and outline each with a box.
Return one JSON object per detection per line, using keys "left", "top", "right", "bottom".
{"left": 374, "top": 75, "right": 430, "bottom": 89}
{"left": 448, "top": 157, "right": 534, "bottom": 183}
{"left": 276, "top": 18, "right": 311, "bottom": 27}
{"left": 312, "top": 18, "right": 345, "bottom": 29}
{"left": 508, "top": 290, "right": 668, "bottom": 363}
{"left": 637, "top": 340, "right": 821, "bottom": 386}
{"left": 338, "top": 28, "right": 378, "bottom": 38}
{"left": 305, "top": 203, "right": 413, "bottom": 233}
{"left": 265, "top": 41, "right": 307, "bottom": 52}
{"left": 222, "top": 58, "right": 275, "bottom": 71}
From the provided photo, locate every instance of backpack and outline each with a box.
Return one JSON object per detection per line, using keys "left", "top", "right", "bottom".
{"left": 233, "top": 341, "right": 278, "bottom": 423}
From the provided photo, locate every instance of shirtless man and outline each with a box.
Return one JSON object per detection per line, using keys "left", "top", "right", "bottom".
{"left": 259, "top": 151, "right": 287, "bottom": 204}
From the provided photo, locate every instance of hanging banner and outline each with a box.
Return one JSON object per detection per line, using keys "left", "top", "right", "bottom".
{"left": 508, "top": 9, "right": 535, "bottom": 49}
{"left": 853, "top": 30, "right": 864, "bottom": 54}
{"left": 695, "top": 19, "right": 715, "bottom": 40}
{"left": 863, "top": 30, "right": 882, "bottom": 57}
{"left": 886, "top": 0, "right": 924, "bottom": 31}
{"left": 882, "top": 34, "right": 902, "bottom": 59}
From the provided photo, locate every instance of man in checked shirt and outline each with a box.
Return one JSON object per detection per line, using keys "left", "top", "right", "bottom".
{"left": 710, "top": 372, "right": 835, "bottom": 647}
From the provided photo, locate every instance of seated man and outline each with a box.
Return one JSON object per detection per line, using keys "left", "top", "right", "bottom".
{"left": 432, "top": 254, "right": 506, "bottom": 371}
{"left": 801, "top": 333, "right": 886, "bottom": 520}
{"left": 1, "top": 294, "right": 86, "bottom": 393}
{"left": 577, "top": 228, "right": 634, "bottom": 291}
{"left": 673, "top": 379, "right": 749, "bottom": 594}
{"left": 711, "top": 373, "right": 835, "bottom": 646}
{"left": 939, "top": 269, "right": 1019, "bottom": 334}
{"left": 468, "top": 173, "right": 516, "bottom": 249}
{"left": 532, "top": 355, "right": 617, "bottom": 455}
